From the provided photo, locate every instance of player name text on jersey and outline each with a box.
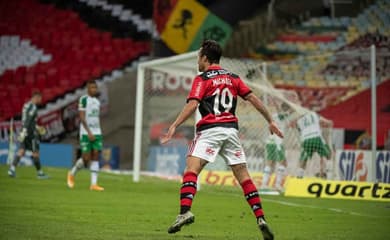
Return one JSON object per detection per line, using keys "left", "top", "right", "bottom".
{"left": 212, "top": 78, "right": 232, "bottom": 86}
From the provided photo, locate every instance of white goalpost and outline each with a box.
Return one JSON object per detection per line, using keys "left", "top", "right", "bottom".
{"left": 133, "top": 52, "right": 199, "bottom": 182}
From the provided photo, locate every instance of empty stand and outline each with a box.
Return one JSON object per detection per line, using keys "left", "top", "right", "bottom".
{"left": 251, "top": 0, "right": 389, "bottom": 111}
{"left": 0, "top": 0, "right": 150, "bottom": 120}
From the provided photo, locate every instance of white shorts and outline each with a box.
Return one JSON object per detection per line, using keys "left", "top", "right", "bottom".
{"left": 188, "top": 127, "right": 246, "bottom": 166}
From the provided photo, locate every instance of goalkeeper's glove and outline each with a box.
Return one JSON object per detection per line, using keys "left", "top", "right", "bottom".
{"left": 36, "top": 125, "right": 47, "bottom": 136}
{"left": 18, "top": 128, "right": 27, "bottom": 142}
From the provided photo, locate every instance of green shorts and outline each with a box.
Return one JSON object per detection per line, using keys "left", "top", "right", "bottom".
{"left": 20, "top": 136, "right": 40, "bottom": 152}
{"left": 300, "top": 137, "right": 330, "bottom": 161}
{"left": 266, "top": 143, "right": 286, "bottom": 161}
{"left": 80, "top": 135, "right": 103, "bottom": 153}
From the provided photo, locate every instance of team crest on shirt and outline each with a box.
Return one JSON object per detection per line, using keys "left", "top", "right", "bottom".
{"left": 235, "top": 150, "right": 242, "bottom": 158}
{"left": 205, "top": 147, "right": 215, "bottom": 155}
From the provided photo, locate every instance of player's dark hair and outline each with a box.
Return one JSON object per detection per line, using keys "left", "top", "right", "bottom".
{"left": 200, "top": 40, "right": 222, "bottom": 64}
{"left": 281, "top": 102, "right": 290, "bottom": 111}
{"left": 87, "top": 80, "right": 97, "bottom": 85}
{"left": 32, "top": 90, "right": 42, "bottom": 97}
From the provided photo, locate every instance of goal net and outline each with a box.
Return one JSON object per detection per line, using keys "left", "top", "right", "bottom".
{"left": 134, "top": 52, "right": 334, "bottom": 189}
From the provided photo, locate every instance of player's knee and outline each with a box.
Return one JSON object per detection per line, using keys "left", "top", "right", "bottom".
{"left": 91, "top": 151, "right": 100, "bottom": 160}
{"left": 231, "top": 163, "right": 250, "bottom": 183}
{"left": 32, "top": 152, "right": 39, "bottom": 158}
{"left": 82, "top": 153, "right": 91, "bottom": 162}
{"left": 185, "top": 166, "right": 201, "bottom": 175}
{"left": 300, "top": 160, "right": 307, "bottom": 168}
{"left": 281, "top": 160, "right": 288, "bottom": 167}
{"left": 18, "top": 149, "right": 25, "bottom": 156}
{"left": 185, "top": 156, "right": 206, "bottom": 175}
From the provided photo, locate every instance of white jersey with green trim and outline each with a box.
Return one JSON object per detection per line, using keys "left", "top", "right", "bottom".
{"left": 267, "top": 112, "right": 288, "bottom": 145}
{"left": 79, "top": 95, "right": 101, "bottom": 135}
{"left": 297, "top": 112, "right": 322, "bottom": 141}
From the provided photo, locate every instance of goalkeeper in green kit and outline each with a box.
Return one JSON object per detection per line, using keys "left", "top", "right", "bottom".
{"left": 8, "top": 91, "right": 49, "bottom": 179}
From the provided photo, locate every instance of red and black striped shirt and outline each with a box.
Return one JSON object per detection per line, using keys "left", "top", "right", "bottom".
{"left": 187, "top": 65, "right": 252, "bottom": 132}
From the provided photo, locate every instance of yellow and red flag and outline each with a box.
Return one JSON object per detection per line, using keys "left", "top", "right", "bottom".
{"left": 154, "top": 0, "right": 232, "bottom": 53}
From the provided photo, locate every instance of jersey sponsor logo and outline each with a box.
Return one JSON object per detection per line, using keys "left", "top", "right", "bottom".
{"left": 88, "top": 123, "right": 100, "bottom": 128}
{"left": 285, "top": 178, "right": 390, "bottom": 202}
{"left": 205, "top": 69, "right": 230, "bottom": 78}
{"left": 87, "top": 109, "right": 100, "bottom": 117}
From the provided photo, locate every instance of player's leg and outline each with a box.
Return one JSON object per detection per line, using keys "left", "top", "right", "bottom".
{"left": 69, "top": 147, "right": 85, "bottom": 176}
{"left": 317, "top": 140, "right": 331, "bottom": 179}
{"left": 71, "top": 137, "right": 90, "bottom": 176}
{"left": 67, "top": 156, "right": 85, "bottom": 188}
{"left": 232, "top": 163, "right": 266, "bottom": 218}
{"left": 89, "top": 135, "right": 104, "bottom": 191}
{"left": 275, "top": 147, "right": 287, "bottom": 190}
{"left": 168, "top": 156, "right": 207, "bottom": 234}
{"left": 68, "top": 136, "right": 90, "bottom": 188}
{"left": 32, "top": 151, "right": 48, "bottom": 179}
{"left": 223, "top": 128, "right": 273, "bottom": 240}
{"left": 262, "top": 143, "right": 276, "bottom": 188}
{"left": 317, "top": 157, "right": 327, "bottom": 178}
{"left": 31, "top": 137, "right": 48, "bottom": 179}
{"left": 297, "top": 139, "right": 311, "bottom": 178}
{"left": 181, "top": 156, "right": 207, "bottom": 213}
{"left": 69, "top": 157, "right": 85, "bottom": 177}
{"left": 231, "top": 164, "right": 274, "bottom": 240}
{"left": 261, "top": 160, "right": 274, "bottom": 188}
{"left": 168, "top": 129, "right": 219, "bottom": 234}
{"left": 297, "top": 158, "right": 308, "bottom": 178}
{"left": 8, "top": 148, "right": 25, "bottom": 177}
{"left": 89, "top": 150, "right": 103, "bottom": 191}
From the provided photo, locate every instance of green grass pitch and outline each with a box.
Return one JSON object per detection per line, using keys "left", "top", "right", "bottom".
{"left": 0, "top": 165, "right": 389, "bottom": 240}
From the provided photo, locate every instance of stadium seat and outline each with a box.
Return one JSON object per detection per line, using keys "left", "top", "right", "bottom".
{"left": 0, "top": 0, "right": 151, "bottom": 120}
{"left": 249, "top": 0, "right": 390, "bottom": 111}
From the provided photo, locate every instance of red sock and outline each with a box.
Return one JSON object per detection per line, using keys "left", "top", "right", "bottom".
{"left": 180, "top": 171, "right": 198, "bottom": 214}
{"left": 241, "top": 179, "right": 264, "bottom": 219}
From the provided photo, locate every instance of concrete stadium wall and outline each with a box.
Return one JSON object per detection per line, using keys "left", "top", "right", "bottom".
{"left": 101, "top": 70, "right": 136, "bottom": 169}
{"left": 60, "top": 69, "right": 137, "bottom": 169}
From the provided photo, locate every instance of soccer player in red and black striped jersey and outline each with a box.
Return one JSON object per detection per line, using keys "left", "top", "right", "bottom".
{"left": 161, "top": 40, "right": 283, "bottom": 240}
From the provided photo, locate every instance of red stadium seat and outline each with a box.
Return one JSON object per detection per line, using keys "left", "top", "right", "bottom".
{"left": 0, "top": 0, "right": 150, "bottom": 119}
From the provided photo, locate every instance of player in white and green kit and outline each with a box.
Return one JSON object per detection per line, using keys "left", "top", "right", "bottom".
{"left": 262, "top": 103, "right": 289, "bottom": 191}
{"left": 67, "top": 80, "right": 104, "bottom": 191}
{"left": 296, "top": 111, "right": 331, "bottom": 178}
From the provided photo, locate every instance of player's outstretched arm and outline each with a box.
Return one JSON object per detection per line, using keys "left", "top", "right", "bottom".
{"left": 161, "top": 100, "right": 199, "bottom": 144}
{"left": 245, "top": 93, "right": 284, "bottom": 138}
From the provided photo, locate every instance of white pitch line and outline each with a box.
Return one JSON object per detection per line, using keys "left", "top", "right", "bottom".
{"left": 206, "top": 190, "right": 390, "bottom": 219}
{"left": 262, "top": 198, "right": 387, "bottom": 218}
